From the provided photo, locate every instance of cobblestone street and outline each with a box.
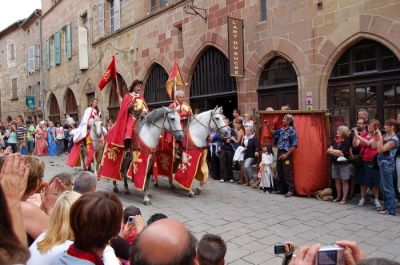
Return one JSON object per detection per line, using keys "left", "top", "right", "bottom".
{"left": 43, "top": 155, "right": 400, "bottom": 264}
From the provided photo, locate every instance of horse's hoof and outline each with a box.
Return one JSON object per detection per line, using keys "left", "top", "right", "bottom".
{"left": 188, "top": 192, "right": 195, "bottom": 198}
{"left": 124, "top": 190, "right": 131, "bottom": 195}
{"left": 144, "top": 200, "right": 152, "bottom": 206}
{"left": 170, "top": 185, "right": 176, "bottom": 190}
{"left": 154, "top": 182, "right": 159, "bottom": 188}
{"left": 195, "top": 187, "right": 202, "bottom": 195}
{"left": 113, "top": 187, "right": 119, "bottom": 193}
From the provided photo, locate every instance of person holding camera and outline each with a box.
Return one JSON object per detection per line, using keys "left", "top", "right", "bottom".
{"left": 373, "top": 119, "right": 399, "bottom": 215}
{"left": 327, "top": 126, "right": 352, "bottom": 204}
{"left": 352, "top": 119, "right": 381, "bottom": 208}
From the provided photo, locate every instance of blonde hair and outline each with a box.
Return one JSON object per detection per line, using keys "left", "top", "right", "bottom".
{"left": 337, "top": 125, "right": 350, "bottom": 138}
{"left": 37, "top": 191, "right": 81, "bottom": 253}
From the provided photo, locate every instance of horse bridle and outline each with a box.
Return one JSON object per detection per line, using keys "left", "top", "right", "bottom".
{"left": 147, "top": 108, "right": 183, "bottom": 136}
{"left": 192, "top": 111, "right": 230, "bottom": 139}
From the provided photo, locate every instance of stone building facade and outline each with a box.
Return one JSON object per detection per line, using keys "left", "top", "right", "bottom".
{"left": 0, "top": 10, "right": 42, "bottom": 121}
{"left": 2, "top": 0, "right": 400, "bottom": 126}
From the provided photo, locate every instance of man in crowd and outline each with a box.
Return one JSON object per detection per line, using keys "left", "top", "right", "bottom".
{"left": 233, "top": 109, "right": 242, "bottom": 123}
{"left": 16, "top": 116, "right": 27, "bottom": 153}
{"left": 131, "top": 218, "right": 198, "bottom": 265}
{"left": 267, "top": 114, "right": 298, "bottom": 197}
{"left": 197, "top": 234, "right": 227, "bottom": 265}
{"left": 73, "top": 171, "right": 97, "bottom": 194}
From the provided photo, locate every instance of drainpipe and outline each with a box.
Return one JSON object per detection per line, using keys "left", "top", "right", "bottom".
{"left": 34, "top": 9, "right": 44, "bottom": 119}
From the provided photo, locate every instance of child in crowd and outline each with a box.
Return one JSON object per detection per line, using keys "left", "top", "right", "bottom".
{"left": 258, "top": 144, "right": 274, "bottom": 193}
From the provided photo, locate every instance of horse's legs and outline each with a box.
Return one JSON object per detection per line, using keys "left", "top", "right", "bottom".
{"left": 143, "top": 158, "right": 152, "bottom": 205}
{"left": 112, "top": 180, "right": 119, "bottom": 193}
{"left": 195, "top": 181, "right": 206, "bottom": 195}
{"left": 168, "top": 177, "right": 175, "bottom": 190}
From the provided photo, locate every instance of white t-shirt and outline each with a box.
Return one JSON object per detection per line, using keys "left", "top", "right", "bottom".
{"left": 28, "top": 232, "right": 72, "bottom": 265}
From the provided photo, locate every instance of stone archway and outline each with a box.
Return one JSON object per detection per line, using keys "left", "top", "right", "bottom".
{"left": 64, "top": 88, "right": 79, "bottom": 122}
{"left": 318, "top": 15, "right": 400, "bottom": 109}
{"left": 48, "top": 93, "right": 60, "bottom": 123}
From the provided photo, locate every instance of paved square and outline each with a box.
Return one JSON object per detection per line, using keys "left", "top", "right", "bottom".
{"left": 43, "top": 155, "right": 400, "bottom": 264}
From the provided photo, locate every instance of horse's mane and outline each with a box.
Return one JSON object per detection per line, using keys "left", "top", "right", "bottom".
{"left": 143, "top": 108, "right": 166, "bottom": 125}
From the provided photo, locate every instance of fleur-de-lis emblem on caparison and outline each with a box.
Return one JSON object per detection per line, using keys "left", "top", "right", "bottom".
{"left": 160, "top": 154, "right": 169, "bottom": 170}
{"left": 178, "top": 152, "right": 192, "bottom": 172}
{"left": 132, "top": 151, "right": 143, "bottom": 174}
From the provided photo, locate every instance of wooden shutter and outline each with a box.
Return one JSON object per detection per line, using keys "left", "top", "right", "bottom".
{"left": 66, "top": 23, "right": 72, "bottom": 59}
{"left": 113, "top": 0, "right": 120, "bottom": 31}
{"left": 78, "top": 27, "right": 89, "bottom": 70}
{"left": 35, "top": 44, "right": 40, "bottom": 70}
{"left": 28, "top": 46, "right": 35, "bottom": 73}
{"left": 54, "top": 31, "right": 61, "bottom": 65}
{"left": 46, "top": 39, "right": 50, "bottom": 69}
{"left": 98, "top": 0, "right": 105, "bottom": 38}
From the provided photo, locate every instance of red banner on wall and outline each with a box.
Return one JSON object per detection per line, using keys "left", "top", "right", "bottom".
{"left": 259, "top": 111, "right": 329, "bottom": 196}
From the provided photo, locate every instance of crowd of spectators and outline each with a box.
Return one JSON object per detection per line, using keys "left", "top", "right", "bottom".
{"left": 208, "top": 107, "right": 298, "bottom": 198}
{"left": 1, "top": 153, "right": 399, "bottom": 265}
{"left": 327, "top": 109, "right": 400, "bottom": 215}
{"left": 0, "top": 114, "right": 113, "bottom": 158}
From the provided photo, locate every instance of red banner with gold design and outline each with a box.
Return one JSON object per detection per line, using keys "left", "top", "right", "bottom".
{"left": 154, "top": 132, "right": 174, "bottom": 178}
{"left": 66, "top": 142, "right": 81, "bottom": 167}
{"left": 126, "top": 150, "right": 151, "bottom": 191}
{"left": 173, "top": 149, "right": 204, "bottom": 190}
{"left": 98, "top": 143, "right": 124, "bottom": 181}
{"left": 98, "top": 56, "right": 117, "bottom": 90}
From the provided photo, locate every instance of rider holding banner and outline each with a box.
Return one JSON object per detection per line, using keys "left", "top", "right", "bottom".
{"left": 67, "top": 99, "right": 101, "bottom": 167}
{"left": 98, "top": 79, "right": 149, "bottom": 181}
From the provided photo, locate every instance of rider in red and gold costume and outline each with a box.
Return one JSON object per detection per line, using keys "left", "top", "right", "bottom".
{"left": 169, "top": 90, "right": 192, "bottom": 128}
{"left": 98, "top": 79, "right": 149, "bottom": 180}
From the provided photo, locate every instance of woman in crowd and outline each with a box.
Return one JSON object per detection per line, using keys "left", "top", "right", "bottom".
{"left": 243, "top": 113, "right": 254, "bottom": 130}
{"left": 353, "top": 119, "right": 381, "bottom": 208}
{"left": 55, "top": 122, "right": 65, "bottom": 155}
{"left": 374, "top": 119, "right": 399, "bottom": 215}
{"left": 0, "top": 155, "right": 31, "bottom": 264}
{"left": 34, "top": 121, "right": 48, "bottom": 156}
{"left": 47, "top": 121, "right": 57, "bottom": 156}
{"left": 241, "top": 127, "right": 259, "bottom": 186}
{"left": 8, "top": 123, "right": 17, "bottom": 153}
{"left": 327, "top": 126, "right": 352, "bottom": 204}
{"left": 51, "top": 192, "right": 122, "bottom": 265}
{"left": 28, "top": 191, "right": 81, "bottom": 265}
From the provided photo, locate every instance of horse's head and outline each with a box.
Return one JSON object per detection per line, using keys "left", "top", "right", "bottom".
{"left": 90, "top": 116, "right": 103, "bottom": 138}
{"left": 210, "top": 106, "right": 231, "bottom": 139}
{"left": 162, "top": 107, "right": 184, "bottom": 141}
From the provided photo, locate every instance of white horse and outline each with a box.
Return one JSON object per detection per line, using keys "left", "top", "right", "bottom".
{"left": 81, "top": 116, "right": 105, "bottom": 174}
{"left": 160, "top": 106, "right": 231, "bottom": 196}
{"left": 113, "top": 107, "right": 184, "bottom": 205}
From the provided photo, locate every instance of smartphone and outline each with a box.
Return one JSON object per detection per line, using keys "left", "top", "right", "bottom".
{"left": 316, "top": 245, "right": 344, "bottom": 265}
{"left": 127, "top": 216, "right": 135, "bottom": 224}
{"left": 274, "top": 244, "right": 286, "bottom": 254}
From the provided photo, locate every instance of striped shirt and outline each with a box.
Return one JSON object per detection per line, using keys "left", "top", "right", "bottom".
{"left": 16, "top": 125, "right": 27, "bottom": 141}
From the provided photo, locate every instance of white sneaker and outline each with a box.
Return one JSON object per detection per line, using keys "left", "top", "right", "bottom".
{"left": 220, "top": 179, "right": 225, "bottom": 182}
{"left": 374, "top": 199, "right": 382, "bottom": 209}
{"left": 358, "top": 197, "right": 366, "bottom": 206}
{"left": 229, "top": 179, "right": 234, "bottom": 183}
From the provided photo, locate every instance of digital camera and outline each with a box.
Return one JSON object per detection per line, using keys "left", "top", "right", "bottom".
{"left": 316, "top": 245, "right": 344, "bottom": 265}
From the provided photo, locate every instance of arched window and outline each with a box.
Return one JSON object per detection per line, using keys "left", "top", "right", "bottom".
{"left": 144, "top": 64, "right": 170, "bottom": 109}
{"left": 65, "top": 88, "right": 78, "bottom": 122}
{"left": 108, "top": 73, "right": 128, "bottom": 120}
{"left": 190, "top": 47, "right": 237, "bottom": 117}
{"left": 48, "top": 93, "right": 60, "bottom": 123}
{"left": 257, "top": 56, "right": 298, "bottom": 110}
{"left": 328, "top": 39, "right": 400, "bottom": 127}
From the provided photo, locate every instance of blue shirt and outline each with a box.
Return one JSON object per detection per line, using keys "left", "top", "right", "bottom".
{"left": 275, "top": 126, "right": 298, "bottom": 151}
{"left": 378, "top": 135, "right": 399, "bottom": 162}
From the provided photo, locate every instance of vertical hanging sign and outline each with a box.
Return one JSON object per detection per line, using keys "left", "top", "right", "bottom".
{"left": 227, "top": 17, "right": 244, "bottom": 78}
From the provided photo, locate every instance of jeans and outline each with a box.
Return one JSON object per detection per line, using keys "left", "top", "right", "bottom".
{"left": 379, "top": 159, "right": 396, "bottom": 215}
{"left": 56, "top": 139, "right": 64, "bottom": 155}
{"left": 243, "top": 158, "right": 255, "bottom": 183}
{"left": 396, "top": 157, "right": 400, "bottom": 194}
{"left": 27, "top": 140, "right": 34, "bottom": 154}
